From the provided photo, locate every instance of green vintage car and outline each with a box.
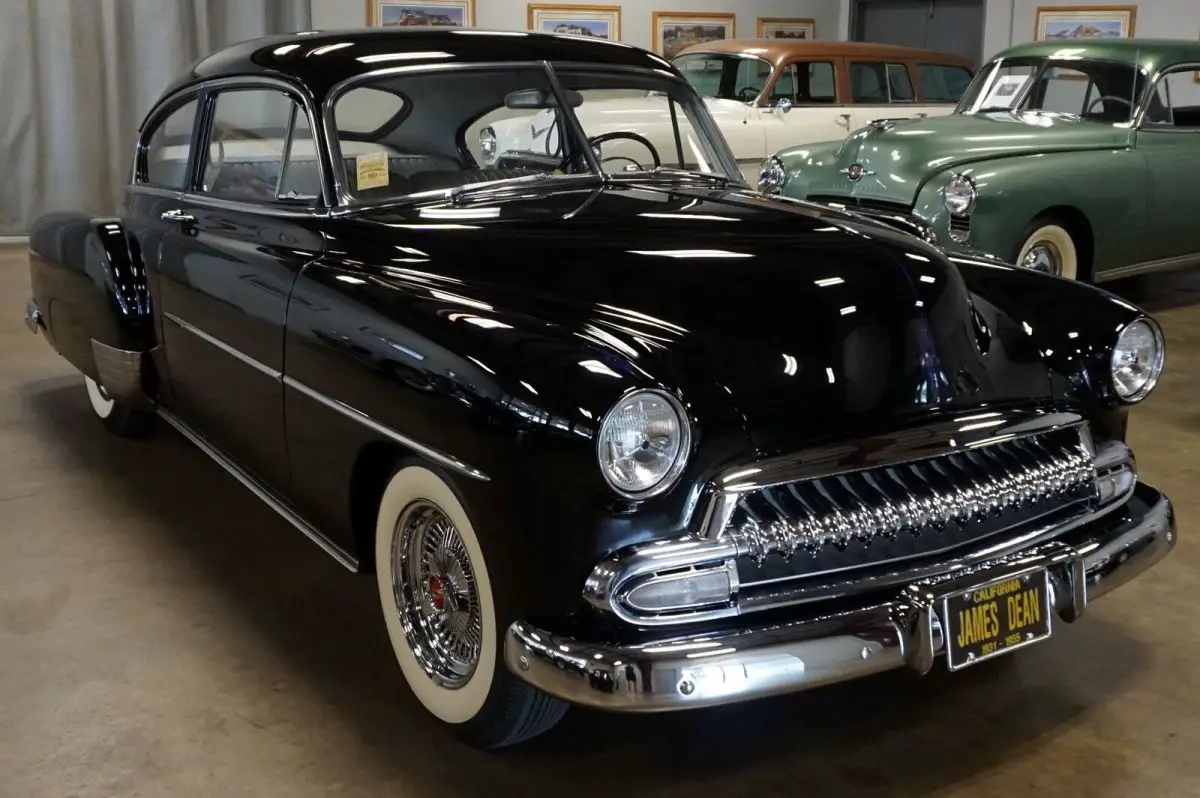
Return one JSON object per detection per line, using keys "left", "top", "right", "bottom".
{"left": 758, "top": 38, "right": 1200, "bottom": 282}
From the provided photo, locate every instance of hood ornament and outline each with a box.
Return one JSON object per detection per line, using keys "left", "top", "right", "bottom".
{"left": 840, "top": 163, "right": 875, "bottom": 182}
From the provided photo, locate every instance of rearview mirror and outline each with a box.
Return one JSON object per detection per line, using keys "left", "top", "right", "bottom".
{"left": 505, "top": 88, "right": 584, "bottom": 110}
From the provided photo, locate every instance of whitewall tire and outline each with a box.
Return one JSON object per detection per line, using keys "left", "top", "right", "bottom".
{"left": 1017, "top": 222, "right": 1079, "bottom": 280}
{"left": 374, "top": 464, "right": 567, "bottom": 748}
{"left": 85, "top": 375, "right": 153, "bottom": 438}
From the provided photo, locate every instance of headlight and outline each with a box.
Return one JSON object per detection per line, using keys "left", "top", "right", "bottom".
{"left": 944, "top": 173, "right": 977, "bottom": 215}
{"left": 479, "top": 126, "right": 497, "bottom": 163}
{"left": 1110, "top": 319, "right": 1164, "bottom": 402}
{"left": 758, "top": 156, "right": 787, "bottom": 195}
{"left": 596, "top": 389, "right": 691, "bottom": 498}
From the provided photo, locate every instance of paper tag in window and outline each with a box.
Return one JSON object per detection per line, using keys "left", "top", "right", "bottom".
{"left": 356, "top": 151, "right": 389, "bottom": 191}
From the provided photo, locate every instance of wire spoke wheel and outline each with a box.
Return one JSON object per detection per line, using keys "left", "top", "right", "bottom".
{"left": 392, "top": 500, "right": 483, "bottom": 688}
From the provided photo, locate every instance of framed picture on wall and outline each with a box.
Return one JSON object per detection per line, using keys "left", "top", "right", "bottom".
{"left": 652, "top": 11, "right": 736, "bottom": 60}
{"left": 528, "top": 4, "right": 622, "bottom": 41}
{"left": 366, "top": 1, "right": 476, "bottom": 28}
{"left": 1032, "top": 5, "right": 1136, "bottom": 41}
{"left": 757, "top": 17, "right": 816, "bottom": 40}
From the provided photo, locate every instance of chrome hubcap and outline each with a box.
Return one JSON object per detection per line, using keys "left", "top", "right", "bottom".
{"left": 391, "top": 501, "right": 483, "bottom": 689}
{"left": 1022, "top": 242, "right": 1061, "bottom": 276}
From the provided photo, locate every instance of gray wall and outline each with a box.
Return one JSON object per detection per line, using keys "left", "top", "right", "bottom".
{"left": 312, "top": 0, "right": 846, "bottom": 50}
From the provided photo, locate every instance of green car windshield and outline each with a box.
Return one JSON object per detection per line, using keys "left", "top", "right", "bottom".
{"left": 955, "top": 55, "right": 1150, "bottom": 123}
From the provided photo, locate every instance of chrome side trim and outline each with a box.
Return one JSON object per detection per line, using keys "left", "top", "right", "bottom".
{"left": 162, "top": 312, "right": 282, "bottom": 380}
{"left": 1094, "top": 251, "right": 1200, "bottom": 283}
{"left": 282, "top": 376, "right": 490, "bottom": 482}
{"left": 160, "top": 313, "right": 489, "bottom": 482}
{"left": 509, "top": 484, "right": 1175, "bottom": 712}
{"left": 158, "top": 407, "right": 359, "bottom": 572}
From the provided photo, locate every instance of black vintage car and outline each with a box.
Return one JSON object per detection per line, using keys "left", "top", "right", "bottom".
{"left": 24, "top": 28, "right": 1175, "bottom": 749}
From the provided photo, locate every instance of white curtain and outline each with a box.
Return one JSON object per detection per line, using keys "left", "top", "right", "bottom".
{"left": 0, "top": 0, "right": 312, "bottom": 235}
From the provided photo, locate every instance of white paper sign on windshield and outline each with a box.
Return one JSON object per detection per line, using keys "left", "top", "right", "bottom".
{"left": 982, "top": 75, "right": 1031, "bottom": 109}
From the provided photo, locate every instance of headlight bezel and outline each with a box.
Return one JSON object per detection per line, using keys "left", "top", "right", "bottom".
{"left": 944, "top": 173, "right": 977, "bottom": 216}
{"left": 758, "top": 155, "right": 787, "bottom": 195}
{"left": 595, "top": 387, "right": 692, "bottom": 500}
{"left": 1109, "top": 317, "right": 1165, "bottom": 404}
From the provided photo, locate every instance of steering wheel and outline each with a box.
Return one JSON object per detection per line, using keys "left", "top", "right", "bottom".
{"left": 736, "top": 86, "right": 760, "bottom": 102}
{"left": 585, "top": 131, "right": 662, "bottom": 172}
{"left": 1087, "top": 95, "right": 1133, "bottom": 114}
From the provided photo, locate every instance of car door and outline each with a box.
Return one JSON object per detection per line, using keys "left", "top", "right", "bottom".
{"left": 760, "top": 58, "right": 850, "bottom": 155}
{"left": 1136, "top": 66, "right": 1200, "bottom": 264}
{"left": 154, "top": 81, "right": 326, "bottom": 496}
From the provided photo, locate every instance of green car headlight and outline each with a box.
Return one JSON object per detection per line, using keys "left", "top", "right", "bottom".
{"left": 944, "top": 173, "right": 977, "bottom": 215}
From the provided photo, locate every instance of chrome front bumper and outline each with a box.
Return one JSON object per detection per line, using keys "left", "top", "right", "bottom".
{"left": 504, "top": 482, "right": 1175, "bottom": 712}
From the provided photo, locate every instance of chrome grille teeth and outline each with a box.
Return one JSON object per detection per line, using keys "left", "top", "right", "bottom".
{"left": 725, "top": 429, "right": 1097, "bottom": 563}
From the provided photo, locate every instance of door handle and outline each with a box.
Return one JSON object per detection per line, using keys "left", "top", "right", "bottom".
{"left": 160, "top": 209, "right": 196, "bottom": 224}
{"left": 837, "top": 113, "right": 852, "bottom": 126}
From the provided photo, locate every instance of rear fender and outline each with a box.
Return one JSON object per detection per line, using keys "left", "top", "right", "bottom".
{"left": 28, "top": 212, "right": 160, "bottom": 407}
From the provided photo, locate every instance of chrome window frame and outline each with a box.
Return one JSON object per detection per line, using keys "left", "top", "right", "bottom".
{"left": 1132, "top": 61, "right": 1200, "bottom": 132}
{"left": 128, "top": 75, "right": 335, "bottom": 221}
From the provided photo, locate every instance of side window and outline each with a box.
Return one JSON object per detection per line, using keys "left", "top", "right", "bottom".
{"left": 200, "top": 88, "right": 320, "bottom": 203}
{"left": 916, "top": 64, "right": 974, "bottom": 102}
{"left": 772, "top": 61, "right": 836, "bottom": 103}
{"left": 850, "top": 62, "right": 914, "bottom": 103}
{"left": 143, "top": 99, "right": 199, "bottom": 189}
{"left": 734, "top": 58, "right": 772, "bottom": 101}
{"left": 1143, "top": 68, "right": 1200, "bottom": 128}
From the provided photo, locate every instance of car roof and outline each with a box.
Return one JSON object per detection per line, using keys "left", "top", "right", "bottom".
{"left": 994, "top": 38, "right": 1200, "bottom": 72}
{"left": 675, "top": 38, "right": 975, "bottom": 68}
{"left": 161, "top": 27, "right": 673, "bottom": 100}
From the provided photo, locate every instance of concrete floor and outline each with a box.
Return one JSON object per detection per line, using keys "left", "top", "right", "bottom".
{"left": 2, "top": 243, "right": 1199, "bottom": 798}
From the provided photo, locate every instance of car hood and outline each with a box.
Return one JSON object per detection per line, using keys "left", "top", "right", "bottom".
{"left": 345, "top": 181, "right": 1055, "bottom": 456}
{"left": 800, "top": 111, "right": 1131, "bottom": 207}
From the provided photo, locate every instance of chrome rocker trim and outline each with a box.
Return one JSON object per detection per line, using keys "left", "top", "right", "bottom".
{"left": 505, "top": 482, "right": 1175, "bottom": 712}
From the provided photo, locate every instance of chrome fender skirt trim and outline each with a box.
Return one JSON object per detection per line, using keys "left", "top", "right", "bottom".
{"left": 158, "top": 407, "right": 360, "bottom": 573}
{"left": 504, "top": 483, "right": 1174, "bottom": 713}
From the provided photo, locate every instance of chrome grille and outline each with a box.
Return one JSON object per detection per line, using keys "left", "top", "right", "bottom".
{"left": 724, "top": 426, "right": 1096, "bottom": 579}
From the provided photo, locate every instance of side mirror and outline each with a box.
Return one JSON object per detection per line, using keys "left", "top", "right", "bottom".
{"left": 775, "top": 98, "right": 793, "bottom": 114}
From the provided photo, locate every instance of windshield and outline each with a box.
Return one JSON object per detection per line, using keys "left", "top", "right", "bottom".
{"left": 955, "top": 56, "right": 1148, "bottom": 122}
{"left": 327, "top": 63, "right": 741, "bottom": 205}
{"left": 672, "top": 52, "right": 774, "bottom": 102}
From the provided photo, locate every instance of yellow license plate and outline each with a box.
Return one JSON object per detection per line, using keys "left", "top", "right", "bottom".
{"left": 942, "top": 569, "right": 1052, "bottom": 671}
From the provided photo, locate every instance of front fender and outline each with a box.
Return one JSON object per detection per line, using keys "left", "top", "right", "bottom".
{"left": 914, "top": 149, "right": 1147, "bottom": 272}
{"left": 283, "top": 261, "right": 753, "bottom": 618}
{"left": 957, "top": 257, "right": 1153, "bottom": 418}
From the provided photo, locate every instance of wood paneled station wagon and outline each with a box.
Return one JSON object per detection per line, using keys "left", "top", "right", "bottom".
{"left": 24, "top": 28, "right": 1175, "bottom": 749}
